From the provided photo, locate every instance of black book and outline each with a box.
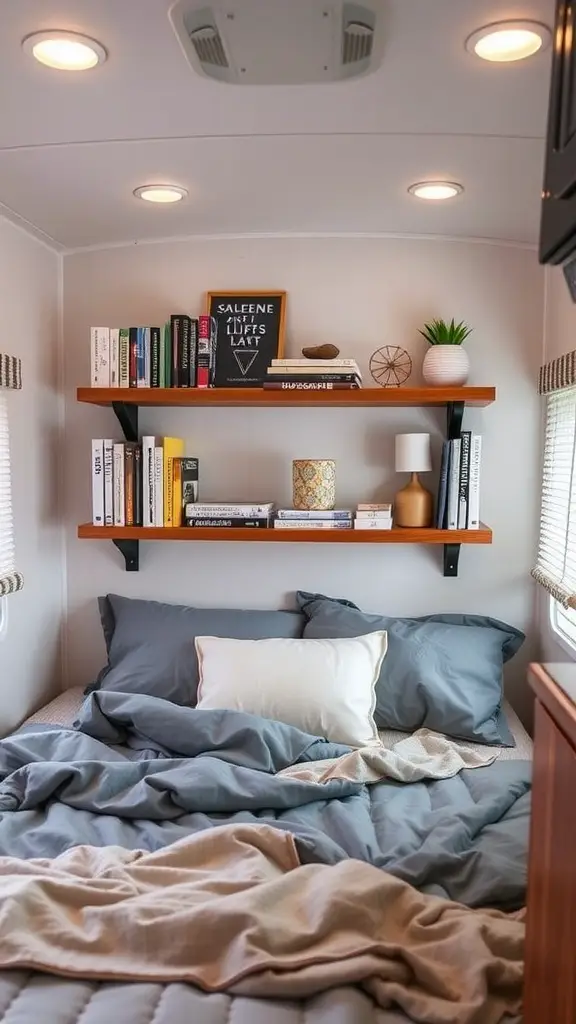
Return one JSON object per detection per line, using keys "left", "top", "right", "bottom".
{"left": 128, "top": 327, "right": 138, "bottom": 388}
{"left": 185, "top": 517, "right": 270, "bottom": 528}
{"left": 435, "top": 440, "right": 450, "bottom": 528}
{"left": 179, "top": 316, "right": 190, "bottom": 387}
{"left": 189, "top": 317, "right": 198, "bottom": 387}
{"left": 180, "top": 457, "right": 199, "bottom": 512}
{"left": 458, "top": 431, "right": 471, "bottom": 529}
{"left": 170, "top": 315, "right": 181, "bottom": 390}
{"left": 134, "top": 445, "right": 143, "bottom": 526}
{"left": 150, "top": 327, "right": 161, "bottom": 388}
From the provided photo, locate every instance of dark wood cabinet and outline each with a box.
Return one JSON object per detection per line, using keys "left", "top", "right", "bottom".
{"left": 524, "top": 664, "right": 576, "bottom": 1023}
{"left": 540, "top": 2, "right": 576, "bottom": 262}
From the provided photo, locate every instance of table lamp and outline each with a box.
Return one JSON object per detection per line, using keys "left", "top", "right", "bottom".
{"left": 394, "top": 433, "right": 433, "bottom": 527}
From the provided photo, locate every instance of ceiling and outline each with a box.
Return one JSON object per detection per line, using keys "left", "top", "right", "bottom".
{"left": 0, "top": 0, "right": 554, "bottom": 252}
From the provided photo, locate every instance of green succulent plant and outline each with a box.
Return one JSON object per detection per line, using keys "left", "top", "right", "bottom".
{"left": 419, "top": 318, "right": 473, "bottom": 346}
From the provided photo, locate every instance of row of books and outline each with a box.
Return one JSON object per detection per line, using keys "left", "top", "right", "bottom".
{"left": 263, "top": 358, "right": 363, "bottom": 391}
{"left": 436, "top": 432, "right": 482, "bottom": 530}
{"left": 90, "top": 318, "right": 215, "bottom": 389}
{"left": 91, "top": 438, "right": 198, "bottom": 527}
{"left": 273, "top": 504, "right": 392, "bottom": 529}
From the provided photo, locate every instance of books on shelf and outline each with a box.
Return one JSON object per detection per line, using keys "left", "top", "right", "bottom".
{"left": 273, "top": 519, "right": 352, "bottom": 530}
{"left": 276, "top": 509, "right": 352, "bottom": 520}
{"left": 91, "top": 438, "right": 195, "bottom": 527}
{"left": 185, "top": 501, "right": 274, "bottom": 527}
{"left": 90, "top": 317, "right": 214, "bottom": 390}
{"left": 436, "top": 434, "right": 482, "bottom": 530}
{"left": 354, "top": 503, "right": 393, "bottom": 530}
{"left": 264, "top": 358, "right": 362, "bottom": 391}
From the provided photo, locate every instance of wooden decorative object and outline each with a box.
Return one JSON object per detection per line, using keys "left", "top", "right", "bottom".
{"left": 370, "top": 346, "right": 412, "bottom": 387}
{"left": 206, "top": 291, "right": 286, "bottom": 387}
{"left": 302, "top": 344, "right": 340, "bottom": 359}
{"left": 394, "top": 474, "right": 434, "bottom": 528}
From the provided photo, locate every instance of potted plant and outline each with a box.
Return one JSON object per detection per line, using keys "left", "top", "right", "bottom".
{"left": 419, "top": 318, "right": 472, "bottom": 387}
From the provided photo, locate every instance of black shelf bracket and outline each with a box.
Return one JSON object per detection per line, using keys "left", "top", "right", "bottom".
{"left": 112, "top": 539, "right": 139, "bottom": 572}
{"left": 112, "top": 401, "right": 139, "bottom": 443}
{"left": 446, "top": 401, "right": 464, "bottom": 441}
{"left": 443, "top": 544, "right": 460, "bottom": 577}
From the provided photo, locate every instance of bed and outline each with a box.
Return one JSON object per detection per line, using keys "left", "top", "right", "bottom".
{"left": 0, "top": 593, "right": 532, "bottom": 1024}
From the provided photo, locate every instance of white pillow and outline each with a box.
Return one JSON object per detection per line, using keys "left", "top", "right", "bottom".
{"left": 194, "top": 632, "right": 387, "bottom": 747}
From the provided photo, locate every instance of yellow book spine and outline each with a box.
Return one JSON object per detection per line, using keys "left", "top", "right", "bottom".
{"left": 163, "top": 438, "right": 184, "bottom": 526}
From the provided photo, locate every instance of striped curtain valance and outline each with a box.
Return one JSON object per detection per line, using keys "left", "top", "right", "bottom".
{"left": 539, "top": 349, "right": 576, "bottom": 395}
{"left": 0, "top": 572, "right": 23, "bottom": 596}
{"left": 0, "top": 353, "right": 21, "bottom": 391}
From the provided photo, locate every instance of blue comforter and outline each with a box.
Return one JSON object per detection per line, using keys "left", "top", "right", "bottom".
{"left": 0, "top": 691, "right": 531, "bottom": 910}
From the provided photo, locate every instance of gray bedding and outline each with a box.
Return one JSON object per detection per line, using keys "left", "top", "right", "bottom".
{"left": 0, "top": 691, "right": 530, "bottom": 1023}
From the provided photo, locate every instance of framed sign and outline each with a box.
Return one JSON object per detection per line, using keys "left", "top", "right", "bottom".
{"left": 207, "top": 291, "right": 286, "bottom": 387}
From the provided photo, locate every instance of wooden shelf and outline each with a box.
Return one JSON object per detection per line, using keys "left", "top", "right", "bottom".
{"left": 77, "top": 386, "right": 496, "bottom": 409}
{"left": 78, "top": 524, "right": 492, "bottom": 545}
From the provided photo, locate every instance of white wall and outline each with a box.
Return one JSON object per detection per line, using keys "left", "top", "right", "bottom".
{"left": 63, "top": 237, "right": 543, "bottom": 722}
{"left": 540, "top": 265, "right": 576, "bottom": 662}
{"left": 0, "top": 217, "right": 63, "bottom": 735}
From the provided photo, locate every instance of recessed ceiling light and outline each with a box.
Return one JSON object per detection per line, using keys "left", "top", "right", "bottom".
{"left": 133, "top": 185, "right": 188, "bottom": 204}
{"left": 408, "top": 182, "right": 463, "bottom": 201}
{"left": 22, "top": 30, "right": 107, "bottom": 71}
{"left": 465, "top": 20, "right": 551, "bottom": 62}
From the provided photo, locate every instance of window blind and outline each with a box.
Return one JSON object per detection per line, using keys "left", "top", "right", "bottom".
{"left": 532, "top": 386, "right": 576, "bottom": 607}
{"left": 0, "top": 392, "right": 22, "bottom": 596}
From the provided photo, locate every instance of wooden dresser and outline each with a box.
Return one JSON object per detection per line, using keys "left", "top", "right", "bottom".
{"left": 524, "top": 663, "right": 576, "bottom": 1024}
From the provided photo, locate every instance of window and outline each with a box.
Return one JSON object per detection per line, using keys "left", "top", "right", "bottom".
{"left": 532, "top": 386, "right": 576, "bottom": 609}
{"left": 0, "top": 390, "right": 22, "bottom": 603}
{"left": 551, "top": 599, "right": 576, "bottom": 652}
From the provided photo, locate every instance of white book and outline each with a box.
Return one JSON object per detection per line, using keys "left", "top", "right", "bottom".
{"left": 273, "top": 519, "right": 352, "bottom": 530}
{"left": 109, "top": 328, "right": 120, "bottom": 387}
{"left": 271, "top": 359, "right": 360, "bottom": 368}
{"left": 154, "top": 447, "right": 164, "bottom": 526}
{"left": 142, "top": 436, "right": 156, "bottom": 527}
{"left": 90, "top": 327, "right": 110, "bottom": 387}
{"left": 103, "top": 439, "right": 114, "bottom": 526}
{"left": 91, "top": 440, "right": 104, "bottom": 526}
{"left": 446, "top": 439, "right": 461, "bottom": 530}
{"left": 467, "top": 434, "right": 482, "bottom": 529}
{"left": 276, "top": 509, "right": 352, "bottom": 520}
{"left": 186, "top": 502, "right": 274, "bottom": 517}
{"left": 354, "top": 519, "right": 393, "bottom": 530}
{"left": 355, "top": 510, "right": 392, "bottom": 520}
{"left": 357, "top": 503, "right": 392, "bottom": 512}
{"left": 113, "top": 443, "right": 125, "bottom": 526}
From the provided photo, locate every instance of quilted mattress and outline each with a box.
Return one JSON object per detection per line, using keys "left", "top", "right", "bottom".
{"left": 0, "top": 691, "right": 528, "bottom": 1024}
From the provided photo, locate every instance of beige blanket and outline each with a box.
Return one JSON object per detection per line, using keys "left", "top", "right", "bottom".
{"left": 279, "top": 728, "right": 497, "bottom": 784}
{"left": 0, "top": 824, "right": 523, "bottom": 1024}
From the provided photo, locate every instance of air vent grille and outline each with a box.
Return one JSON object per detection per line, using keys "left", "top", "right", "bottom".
{"left": 190, "top": 24, "right": 228, "bottom": 67}
{"left": 342, "top": 20, "right": 373, "bottom": 64}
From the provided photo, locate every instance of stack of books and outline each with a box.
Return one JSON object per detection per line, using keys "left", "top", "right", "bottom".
{"left": 91, "top": 437, "right": 198, "bottom": 527}
{"left": 90, "top": 316, "right": 215, "bottom": 389}
{"left": 184, "top": 502, "right": 275, "bottom": 528}
{"left": 436, "top": 433, "right": 482, "bottom": 530}
{"left": 263, "top": 359, "right": 362, "bottom": 391}
{"left": 353, "top": 503, "right": 393, "bottom": 530}
{"left": 273, "top": 509, "right": 353, "bottom": 529}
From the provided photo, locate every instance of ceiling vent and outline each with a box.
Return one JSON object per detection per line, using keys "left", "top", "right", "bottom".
{"left": 169, "top": 0, "right": 385, "bottom": 85}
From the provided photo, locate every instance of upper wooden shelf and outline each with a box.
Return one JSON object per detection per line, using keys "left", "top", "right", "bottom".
{"left": 77, "top": 386, "right": 496, "bottom": 409}
{"left": 78, "top": 523, "right": 492, "bottom": 545}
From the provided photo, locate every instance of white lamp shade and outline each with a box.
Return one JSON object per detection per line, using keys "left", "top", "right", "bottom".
{"left": 395, "top": 433, "right": 432, "bottom": 473}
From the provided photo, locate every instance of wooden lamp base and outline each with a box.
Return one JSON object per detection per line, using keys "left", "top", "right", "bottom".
{"left": 394, "top": 473, "right": 433, "bottom": 528}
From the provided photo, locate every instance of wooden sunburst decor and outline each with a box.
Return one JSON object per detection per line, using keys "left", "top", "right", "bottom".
{"left": 370, "top": 346, "right": 412, "bottom": 387}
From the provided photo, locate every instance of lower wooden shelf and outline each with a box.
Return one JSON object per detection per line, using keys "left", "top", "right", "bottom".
{"left": 78, "top": 524, "right": 492, "bottom": 545}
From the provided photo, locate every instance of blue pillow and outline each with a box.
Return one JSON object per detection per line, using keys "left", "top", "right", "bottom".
{"left": 93, "top": 594, "right": 305, "bottom": 706}
{"left": 297, "top": 592, "right": 524, "bottom": 746}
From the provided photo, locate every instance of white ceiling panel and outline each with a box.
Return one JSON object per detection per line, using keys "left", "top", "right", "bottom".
{"left": 0, "top": 0, "right": 555, "bottom": 248}
{"left": 0, "top": 134, "right": 543, "bottom": 249}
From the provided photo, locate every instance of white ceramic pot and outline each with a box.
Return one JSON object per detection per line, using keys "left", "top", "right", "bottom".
{"left": 422, "top": 346, "right": 470, "bottom": 387}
